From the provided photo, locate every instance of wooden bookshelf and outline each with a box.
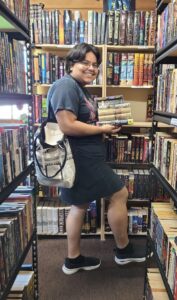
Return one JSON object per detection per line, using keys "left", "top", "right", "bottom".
{"left": 106, "top": 45, "right": 155, "bottom": 52}
{"left": 106, "top": 85, "right": 153, "bottom": 89}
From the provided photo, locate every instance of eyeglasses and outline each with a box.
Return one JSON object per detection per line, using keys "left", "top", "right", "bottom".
{"left": 79, "top": 60, "right": 99, "bottom": 69}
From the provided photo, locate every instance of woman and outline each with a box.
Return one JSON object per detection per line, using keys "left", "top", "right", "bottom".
{"left": 47, "top": 43, "right": 145, "bottom": 275}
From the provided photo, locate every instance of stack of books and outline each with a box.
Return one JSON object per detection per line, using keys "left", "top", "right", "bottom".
{"left": 95, "top": 95, "right": 133, "bottom": 126}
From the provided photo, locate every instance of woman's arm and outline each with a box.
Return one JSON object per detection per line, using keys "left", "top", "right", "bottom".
{"left": 56, "top": 110, "right": 121, "bottom": 136}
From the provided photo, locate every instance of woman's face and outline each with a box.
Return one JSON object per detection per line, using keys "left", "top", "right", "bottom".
{"left": 70, "top": 51, "right": 99, "bottom": 85}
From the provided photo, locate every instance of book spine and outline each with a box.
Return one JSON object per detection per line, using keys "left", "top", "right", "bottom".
{"left": 113, "top": 52, "right": 121, "bottom": 85}
{"left": 126, "top": 11, "right": 134, "bottom": 45}
{"left": 133, "top": 53, "right": 140, "bottom": 85}
{"left": 113, "top": 10, "right": 120, "bottom": 45}
{"left": 119, "top": 11, "right": 127, "bottom": 45}
{"left": 120, "top": 53, "right": 128, "bottom": 85}
{"left": 127, "top": 53, "right": 134, "bottom": 86}
{"left": 107, "top": 10, "right": 114, "bottom": 45}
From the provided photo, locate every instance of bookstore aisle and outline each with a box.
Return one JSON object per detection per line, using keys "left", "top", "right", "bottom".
{"left": 36, "top": 237, "right": 147, "bottom": 300}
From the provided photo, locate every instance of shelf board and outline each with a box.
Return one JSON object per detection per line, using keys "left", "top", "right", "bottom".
{"left": 34, "top": 44, "right": 104, "bottom": 50}
{"left": 123, "top": 121, "right": 152, "bottom": 127}
{"left": 106, "top": 45, "right": 155, "bottom": 52}
{"left": 1, "top": 231, "right": 35, "bottom": 300}
{"left": 34, "top": 83, "right": 102, "bottom": 89}
{"left": 156, "top": 38, "right": 177, "bottom": 64}
{"left": 107, "top": 85, "right": 153, "bottom": 89}
{"left": 151, "top": 166, "right": 177, "bottom": 206}
{"left": 127, "top": 199, "right": 150, "bottom": 207}
{"left": 107, "top": 162, "right": 151, "bottom": 169}
{"left": 153, "top": 111, "right": 177, "bottom": 127}
{"left": 0, "top": 0, "right": 29, "bottom": 40}
{"left": 105, "top": 231, "right": 147, "bottom": 236}
{"left": 38, "top": 231, "right": 101, "bottom": 238}
{"left": 148, "top": 231, "right": 174, "bottom": 300}
{"left": 0, "top": 162, "right": 34, "bottom": 203}
{"left": 33, "top": 44, "right": 154, "bottom": 52}
{"left": 0, "top": 93, "right": 32, "bottom": 105}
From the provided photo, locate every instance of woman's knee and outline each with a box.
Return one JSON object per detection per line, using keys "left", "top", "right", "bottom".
{"left": 71, "top": 203, "right": 89, "bottom": 214}
{"left": 110, "top": 186, "right": 128, "bottom": 205}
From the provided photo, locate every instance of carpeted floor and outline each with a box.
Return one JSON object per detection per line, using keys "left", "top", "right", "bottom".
{"left": 37, "top": 237, "right": 147, "bottom": 300}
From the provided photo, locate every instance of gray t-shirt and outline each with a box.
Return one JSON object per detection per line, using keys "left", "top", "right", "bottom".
{"left": 47, "top": 74, "right": 103, "bottom": 150}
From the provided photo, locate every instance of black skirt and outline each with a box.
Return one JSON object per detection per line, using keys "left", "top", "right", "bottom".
{"left": 60, "top": 135, "right": 125, "bottom": 205}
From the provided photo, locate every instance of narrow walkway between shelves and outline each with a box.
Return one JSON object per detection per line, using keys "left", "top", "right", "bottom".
{"left": 37, "top": 237, "right": 146, "bottom": 300}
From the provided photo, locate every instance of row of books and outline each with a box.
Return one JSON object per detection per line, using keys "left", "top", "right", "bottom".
{"left": 37, "top": 200, "right": 97, "bottom": 235}
{"left": 6, "top": 270, "right": 34, "bottom": 300}
{"left": 0, "top": 125, "right": 28, "bottom": 190}
{"left": 2, "top": 0, "right": 29, "bottom": 27}
{"left": 157, "top": 0, "right": 177, "bottom": 51}
{"left": 104, "top": 206, "right": 148, "bottom": 234}
{"left": 0, "top": 193, "right": 33, "bottom": 295}
{"left": 153, "top": 132, "right": 177, "bottom": 191}
{"left": 150, "top": 202, "right": 177, "bottom": 298}
{"left": 113, "top": 169, "right": 151, "bottom": 199}
{"left": 0, "top": 33, "right": 28, "bottom": 94}
{"left": 106, "top": 10, "right": 155, "bottom": 46}
{"left": 30, "top": 4, "right": 155, "bottom": 46}
{"left": 33, "top": 94, "right": 47, "bottom": 124}
{"left": 107, "top": 52, "right": 154, "bottom": 86}
{"left": 152, "top": 176, "right": 171, "bottom": 203}
{"left": 156, "top": 66, "right": 177, "bottom": 114}
{"left": 32, "top": 53, "right": 103, "bottom": 85}
{"left": 105, "top": 134, "right": 152, "bottom": 163}
{"left": 37, "top": 184, "right": 60, "bottom": 198}
{"left": 36, "top": 173, "right": 168, "bottom": 203}
{"left": 145, "top": 268, "right": 169, "bottom": 300}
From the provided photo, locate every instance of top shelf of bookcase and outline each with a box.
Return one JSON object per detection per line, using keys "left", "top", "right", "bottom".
{"left": 33, "top": 44, "right": 155, "bottom": 53}
{"left": 0, "top": 0, "right": 30, "bottom": 41}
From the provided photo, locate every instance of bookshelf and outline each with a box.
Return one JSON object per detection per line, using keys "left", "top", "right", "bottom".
{"left": 144, "top": 0, "right": 177, "bottom": 298}
{"left": 0, "top": 1, "right": 38, "bottom": 299}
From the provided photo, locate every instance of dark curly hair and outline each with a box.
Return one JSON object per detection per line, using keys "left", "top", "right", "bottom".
{"left": 65, "top": 43, "right": 102, "bottom": 74}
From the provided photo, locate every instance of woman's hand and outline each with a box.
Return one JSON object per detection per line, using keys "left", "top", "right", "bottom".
{"left": 101, "top": 124, "right": 122, "bottom": 134}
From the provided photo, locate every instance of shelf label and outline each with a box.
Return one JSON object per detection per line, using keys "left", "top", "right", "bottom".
{"left": 170, "top": 118, "right": 177, "bottom": 126}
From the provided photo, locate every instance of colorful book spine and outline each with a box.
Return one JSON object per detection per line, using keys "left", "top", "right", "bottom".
{"left": 120, "top": 53, "right": 128, "bottom": 85}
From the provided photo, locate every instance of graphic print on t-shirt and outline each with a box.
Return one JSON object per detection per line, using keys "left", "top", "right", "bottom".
{"left": 83, "top": 96, "right": 97, "bottom": 123}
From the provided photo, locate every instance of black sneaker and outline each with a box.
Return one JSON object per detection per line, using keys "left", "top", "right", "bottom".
{"left": 62, "top": 255, "right": 101, "bottom": 275}
{"left": 114, "top": 242, "right": 146, "bottom": 265}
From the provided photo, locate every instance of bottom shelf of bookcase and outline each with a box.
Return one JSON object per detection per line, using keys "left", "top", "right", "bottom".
{"left": 105, "top": 232, "right": 147, "bottom": 237}
{"left": 147, "top": 231, "right": 174, "bottom": 300}
{"left": 38, "top": 230, "right": 101, "bottom": 239}
{"left": 1, "top": 231, "right": 35, "bottom": 300}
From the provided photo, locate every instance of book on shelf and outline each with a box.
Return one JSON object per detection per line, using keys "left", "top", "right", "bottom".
{"left": 6, "top": 270, "right": 34, "bottom": 300}
{"left": 106, "top": 52, "right": 154, "bottom": 86}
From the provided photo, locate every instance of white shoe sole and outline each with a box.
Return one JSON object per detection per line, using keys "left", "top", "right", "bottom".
{"left": 115, "top": 256, "right": 146, "bottom": 265}
{"left": 62, "top": 262, "right": 101, "bottom": 275}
